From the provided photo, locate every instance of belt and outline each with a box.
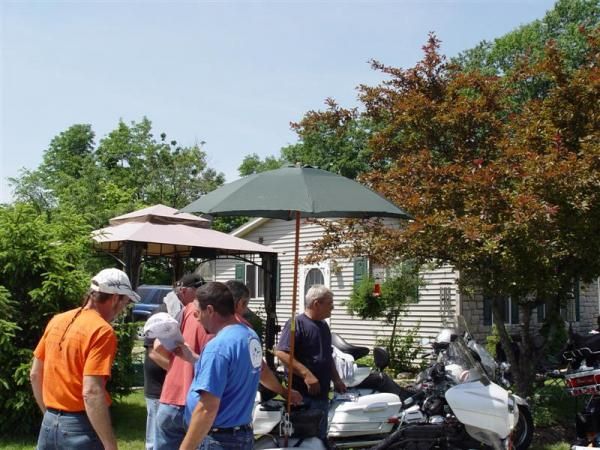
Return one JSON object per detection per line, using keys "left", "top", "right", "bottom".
{"left": 47, "top": 408, "right": 86, "bottom": 416}
{"left": 209, "top": 424, "right": 252, "bottom": 434}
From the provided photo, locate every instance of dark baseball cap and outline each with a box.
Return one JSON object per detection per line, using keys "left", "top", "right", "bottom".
{"left": 176, "top": 273, "right": 205, "bottom": 288}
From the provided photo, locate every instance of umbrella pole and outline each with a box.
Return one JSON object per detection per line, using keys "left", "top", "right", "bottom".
{"left": 284, "top": 211, "right": 301, "bottom": 447}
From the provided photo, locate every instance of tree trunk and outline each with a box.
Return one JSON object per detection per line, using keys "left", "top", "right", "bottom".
{"left": 491, "top": 297, "right": 537, "bottom": 398}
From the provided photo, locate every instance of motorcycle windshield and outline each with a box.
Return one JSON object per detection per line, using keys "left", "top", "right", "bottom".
{"left": 442, "top": 325, "right": 491, "bottom": 386}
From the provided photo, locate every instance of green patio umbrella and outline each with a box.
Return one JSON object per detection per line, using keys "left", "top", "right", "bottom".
{"left": 183, "top": 165, "right": 411, "bottom": 220}
{"left": 181, "top": 165, "right": 411, "bottom": 442}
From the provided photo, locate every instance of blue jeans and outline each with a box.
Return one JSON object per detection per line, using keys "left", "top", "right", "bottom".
{"left": 154, "top": 403, "right": 186, "bottom": 450}
{"left": 200, "top": 429, "right": 253, "bottom": 450}
{"left": 145, "top": 397, "right": 160, "bottom": 450}
{"left": 36, "top": 409, "right": 103, "bottom": 450}
{"left": 302, "top": 396, "right": 330, "bottom": 439}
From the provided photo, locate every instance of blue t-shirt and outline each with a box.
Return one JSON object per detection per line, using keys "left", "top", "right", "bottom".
{"left": 277, "top": 313, "right": 332, "bottom": 400}
{"left": 185, "top": 323, "right": 262, "bottom": 427}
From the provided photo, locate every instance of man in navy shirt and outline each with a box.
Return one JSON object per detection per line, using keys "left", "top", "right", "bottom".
{"left": 179, "top": 282, "right": 261, "bottom": 450}
{"left": 275, "top": 285, "right": 346, "bottom": 439}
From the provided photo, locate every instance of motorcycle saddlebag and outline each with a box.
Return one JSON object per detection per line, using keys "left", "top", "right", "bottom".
{"left": 289, "top": 408, "right": 324, "bottom": 438}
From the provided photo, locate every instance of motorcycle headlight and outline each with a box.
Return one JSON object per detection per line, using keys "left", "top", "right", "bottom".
{"left": 507, "top": 394, "right": 516, "bottom": 413}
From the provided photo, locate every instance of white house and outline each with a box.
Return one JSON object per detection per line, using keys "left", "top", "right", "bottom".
{"left": 211, "top": 217, "right": 600, "bottom": 349}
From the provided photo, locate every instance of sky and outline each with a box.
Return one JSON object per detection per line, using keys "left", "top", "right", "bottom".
{"left": 1, "top": 0, "right": 558, "bottom": 204}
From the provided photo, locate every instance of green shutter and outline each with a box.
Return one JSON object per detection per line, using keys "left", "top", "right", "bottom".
{"left": 235, "top": 263, "right": 245, "bottom": 281}
{"left": 276, "top": 262, "right": 281, "bottom": 302}
{"left": 483, "top": 298, "right": 492, "bottom": 326}
{"left": 483, "top": 297, "right": 492, "bottom": 326}
{"left": 353, "top": 257, "right": 367, "bottom": 285}
{"left": 537, "top": 303, "right": 545, "bottom": 323}
{"left": 511, "top": 298, "right": 519, "bottom": 325}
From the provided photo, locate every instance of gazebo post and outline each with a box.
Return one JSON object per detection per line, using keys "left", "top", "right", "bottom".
{"left": 123, "top": 241, "right": 144, "bottom": 290}
{"left": 172, "top": 255, "right": 184, "bottom": 283}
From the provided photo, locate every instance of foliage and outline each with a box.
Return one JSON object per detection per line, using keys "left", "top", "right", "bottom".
{"left": 238, "top": 153, "right": 285, "bottom": 176}
{"left": 280, "top": 99, "right": 374, "bottom": 179}
{"left": 107, "top": 321, "right": 141, "bottom": 398}
{"left": 377, "top": 326, "right": 422, "bottom": 375}
{"left": 485, "top": 324, "right": 501, "bottom": 358}
{"left": 456, "top": 0, "right": 600, "bottom": 75}
{"left": 531, "top": 381, "right": 576, "bottom": 428}
{"left": 0, "top": 204, "right": 93, "bottom": 435}
{"left": 11, "top": 117, "right": 224, "bottom": 228}
{"left": 238, "top": 98, "right": 373, "bottom": 182}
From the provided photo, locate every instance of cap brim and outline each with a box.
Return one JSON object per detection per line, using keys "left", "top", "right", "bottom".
{"left": 126, "top": 289, "right": 141, "bottom": 303}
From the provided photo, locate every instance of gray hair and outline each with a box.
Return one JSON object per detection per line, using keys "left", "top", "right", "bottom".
{"left": 305, "top": 285, "right": 333, "bottom": 308}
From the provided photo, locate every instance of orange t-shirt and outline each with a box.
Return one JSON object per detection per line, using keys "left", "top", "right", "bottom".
{"left": 160, "top": 302, "right": 212, "bottom": 406}
{"left": 34, "top": 308, "right": 117, "bottom": 412}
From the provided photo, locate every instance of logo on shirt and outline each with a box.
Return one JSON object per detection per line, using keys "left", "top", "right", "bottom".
{"left": 249, "top": 337, "right": 263, "bottom": 369}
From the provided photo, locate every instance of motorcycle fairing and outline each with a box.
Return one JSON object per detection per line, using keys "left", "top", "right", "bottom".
{"left": 445, "top": 380, "right": 517, "bottom": 439}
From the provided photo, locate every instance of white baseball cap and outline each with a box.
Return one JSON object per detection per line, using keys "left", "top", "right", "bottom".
{"left": 90, "top": 268, "right": 141, "bottom": 303}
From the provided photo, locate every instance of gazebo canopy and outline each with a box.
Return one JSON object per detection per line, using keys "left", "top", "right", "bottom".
{"left": 92, "top": 204, "right": 274, "bottom": 259}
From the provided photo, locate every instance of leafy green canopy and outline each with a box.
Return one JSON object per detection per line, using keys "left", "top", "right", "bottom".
{"left": 12, "top": 117, "right": 224, "bottom": 228}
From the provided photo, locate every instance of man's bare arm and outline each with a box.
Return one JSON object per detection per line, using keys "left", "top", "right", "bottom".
{"left": 83, "top": 375, "right": 118, "bottom": 450}
{"left": 259, "top": 361, "right": 302, "bottom": 404}
{"left": 30, "top": 357, "right": 45, "bottom": 413}
{"left": 179, "top": 391, "right": 220, "bottom": 450}
{"left": 275, "top": 350, "right": 320, "bottom": 396}
{"left": 148, "top": 342, "right": 171, "bottom": 370}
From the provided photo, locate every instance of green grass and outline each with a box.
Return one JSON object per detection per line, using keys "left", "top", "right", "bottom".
{"left": 0, "top": 390, "right": 147, "bottom": 450}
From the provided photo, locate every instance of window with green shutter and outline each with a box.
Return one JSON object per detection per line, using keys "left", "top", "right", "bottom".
{"left": 353, "top": 257, "right": 367, "bottom": 286}
{"left": 235, "top": 263, "right": 245, "bottom": 281}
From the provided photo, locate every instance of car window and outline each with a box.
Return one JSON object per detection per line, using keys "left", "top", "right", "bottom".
{"left": 136, "top": 287, "right": 172, "bottom": 305}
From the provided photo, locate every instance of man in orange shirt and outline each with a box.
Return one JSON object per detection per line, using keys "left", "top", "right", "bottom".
{"left": 30, "top": 268, "right": 140, "bottom": 450}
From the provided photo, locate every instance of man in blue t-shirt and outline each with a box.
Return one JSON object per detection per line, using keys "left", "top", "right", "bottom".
{"left": 179, "top": 282, "right": 262, "bottom": 450}
{"left": 275, "top": 285, "right": 347, "bottom": 439}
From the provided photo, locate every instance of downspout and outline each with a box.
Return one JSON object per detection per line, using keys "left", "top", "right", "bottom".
{"left": 455, "top": 269, "right": 461, "bottom": 316}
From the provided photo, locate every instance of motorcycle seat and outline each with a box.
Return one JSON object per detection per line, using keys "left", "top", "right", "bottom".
{"left": 332, "top": 333, "right": 370, "bottom": 360}
{"left": 259, "top": 399, "right": 286, "bottom": 411}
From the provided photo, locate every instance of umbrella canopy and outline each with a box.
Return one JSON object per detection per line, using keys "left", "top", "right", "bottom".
{"left": 181, "top": 166, "right": 411, "bottom": 440}
{"left": 181, "top": 165, "right": 411, "bottom": 220}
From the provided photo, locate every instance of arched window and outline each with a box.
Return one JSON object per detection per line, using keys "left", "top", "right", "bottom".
{"left": 304, "top": 268, "right": 325, "bottom": 296}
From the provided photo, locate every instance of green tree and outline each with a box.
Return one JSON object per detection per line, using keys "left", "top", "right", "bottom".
{"left": 456, "top": 0, "right": 600, "bottom": 74}
{"left": 238, "top": 153, "right": 284, "bottom": 176}
{"left": 0, "top": 204, "right": 93, "bottom": 434}
{"left": 281, "top": 99, "right": 373, "bottom": 180}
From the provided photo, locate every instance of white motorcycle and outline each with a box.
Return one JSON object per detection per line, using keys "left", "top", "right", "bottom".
{"left": 252, "top": 335, "right": 410, "bottom": 449}
{"left": 372, "top": 317, "right": 525, "bottom": 450}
